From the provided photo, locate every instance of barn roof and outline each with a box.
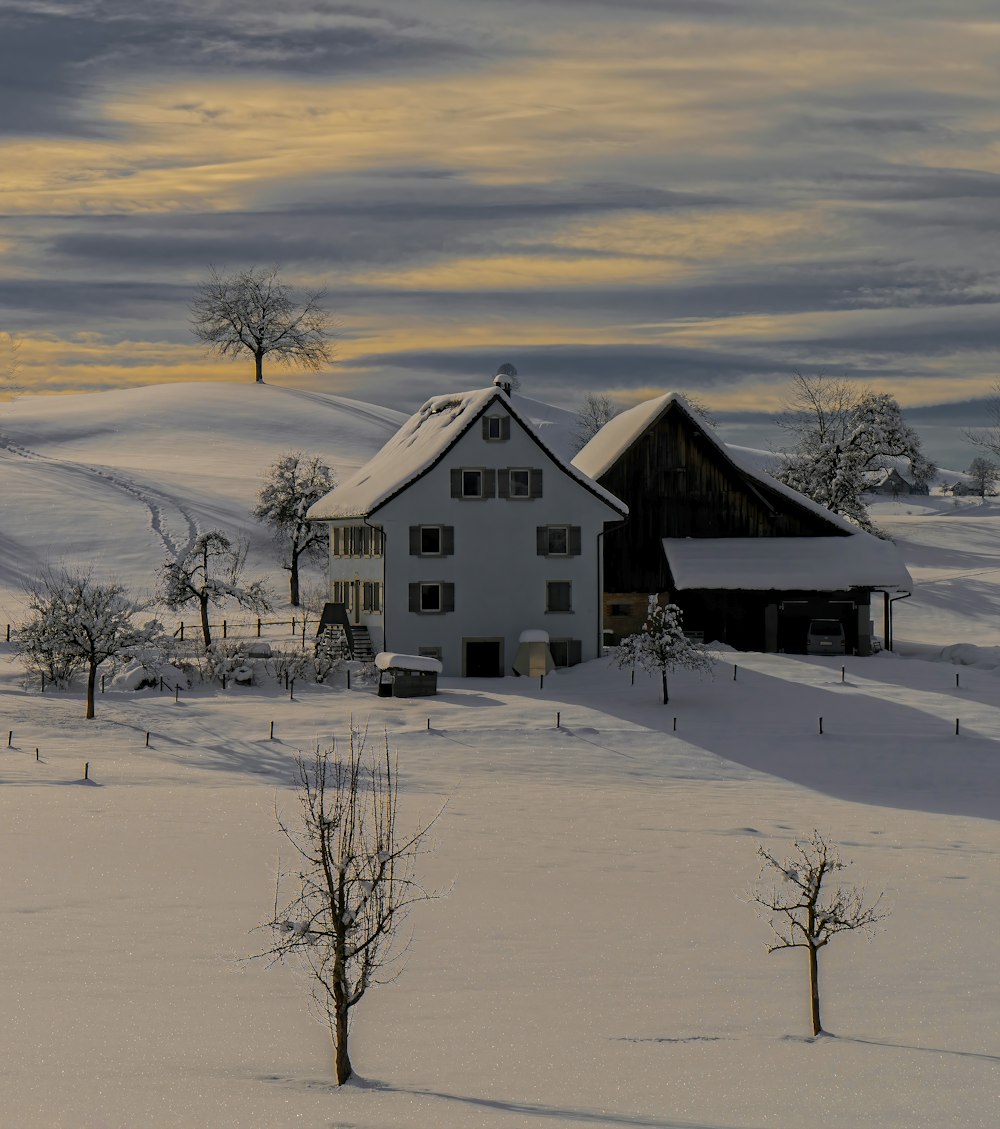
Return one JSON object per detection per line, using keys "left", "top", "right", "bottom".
{"left": 308, "top": 386, "right": 627, "bottom": 520}
{"left": 663, "top": 536, "right": 912, "bottom": 592}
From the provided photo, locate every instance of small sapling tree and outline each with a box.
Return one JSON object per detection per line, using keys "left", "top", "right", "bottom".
{"left": 258, "top": 728, "right": 439, "bottom": 1085}
{"left": 614, "top": 596, "right": 714, "bottom": 703}
{"left": 158, "top": 530, "right": 272, "bottom": 650}
{"left": 752, "top": 830, "right": 887, "bottom": 1036}
{"left": 16, "top": 568, "right": 164, "bottom": 718}
{"left": 573, "top": 392, "right": 621, "bottom": 451}
{"left": 252, "top": 452, "right": 335, "bottom": 606}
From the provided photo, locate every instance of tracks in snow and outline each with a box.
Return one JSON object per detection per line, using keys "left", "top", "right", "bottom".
{"left": 0, "top": 432, "right": 200, "bottom": 560}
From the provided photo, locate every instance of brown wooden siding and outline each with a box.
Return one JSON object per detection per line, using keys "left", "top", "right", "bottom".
{"left": 598, "top": 403, "right": 846, "bottom": 593}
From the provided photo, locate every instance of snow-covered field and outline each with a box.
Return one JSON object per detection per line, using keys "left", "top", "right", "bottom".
{"left": 1, "top": 385, "right": 999, "bottom": 1128}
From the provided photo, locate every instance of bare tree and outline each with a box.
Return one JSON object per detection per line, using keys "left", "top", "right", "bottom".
{"left": 966, "top": 456, "right": 1000, "bottom": 499}
{"left": 190, "top": 266, "right": 334, "bottom": 384}
{"left": 752, "top": 830, "right": 887, "bottom": 1036}
{"left": 613, "top": 596, "right": 714, "bottom": 703}
{"left": 16, "top": 568, "right": 164, "bottom": 718}
{"left": 158, "top": 530, "right": 272, "bottom": 649}
{"left": 963, "top": 382, "right": 1000, "bottom": 458}
{"left": 252, "top": 452, "right": 335, "bottom": 606}
{"left": 573, "top": 393, "right": 621, "bottom": 451}
{"left": 257, "top": 729, "right": 439, "bottom": 1085}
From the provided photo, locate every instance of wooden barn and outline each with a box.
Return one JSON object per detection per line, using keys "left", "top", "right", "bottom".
{"left": 572, "top": 394, "right": 912, "bottom": 655}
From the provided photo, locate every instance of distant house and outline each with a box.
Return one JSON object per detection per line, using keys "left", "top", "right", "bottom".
{"left": 573, "top": 393, "right": 912, "bottom": 655}
{"left": 307, "top": 376, "right": 627, "bottom": 677}
{"left": 866, "top": 467, "right": 928, "bottom": 497}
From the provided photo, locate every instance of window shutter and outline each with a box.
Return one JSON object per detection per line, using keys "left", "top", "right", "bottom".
{"left": 442, "top": 526, "right": 455, "bottom": 555}
{"left": 409, "top": 526, "right": 421, "bottom": 555}
{"left": 569, "top": 639, "right": 582, "bottom": 666}
{"left": 569, "top": 526, "right": 582, "bottom": 555}
{"left": 497, "top": 469, "right": 510, "bottom": 499}
{"left": 483, "top": 468, "right": 496, "bottom": 498}
{"left": 536, "top": 526, "right": 548, "bottom": 555}
{"left": 530, "top": 469, "right": 543, "bottom": 498}
{"left": 442, "top": 583, "right": 455, "bottom": 612}
{"left": 450, "top": 468, "right": 462, "bottom": 498}
{"left": 500, "top": 416, "right": 511, "bottom": 440}
{"left": 409, "top": 583, "right": 420, "bottom": 612}
{"left": 481, "top": 417, "right": 490, "bottom": 439}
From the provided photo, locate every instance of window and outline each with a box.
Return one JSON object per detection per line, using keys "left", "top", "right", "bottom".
{"left": 608, "top": 602, "right": 632, "bottom": 617}
{"left": 509, "top": 468, "right": 530, "bottom": 498}
{"left": 451, "top": 468, "right": 496, "bottom": 499}
{"left": 409, "top": 582, "right": 455, "bottom": 614}
{"left": 482, "top": 415, "right": 510, "bottom": 440}
{"left": 421, "top": 526, "right": 441, "bottom": 554}
{"left": 409, "top": 525, "right": 454, "bottom": 556}
{"left": 546, "top": 581, "right": 572, "bottom": 613}
{"left": 536, "top": 525, "right": 581, "bottom": 556}
{"left": 362, "top": 582, "right": 382, "bottom": 612}
{"left": 333, "top": 525, "right": 383, "bottom": 557}
{"left": 331, "top": 580, "right": 353, "bottom": 610}
{"left": 549, "top": 639, "right": 583, "bottom": 667}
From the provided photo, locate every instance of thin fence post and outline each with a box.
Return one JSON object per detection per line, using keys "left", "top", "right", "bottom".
{"left": 631, "top": 667, "right": 635, "bottom": 685}
{"left": 841, "top": 666, "right": 845, "bottom": 683}
{"left": 257, "top": 618, "right": 262, "bottom": 638}
{"left": 270, "top": 720, "right": 274, "bottom": 740}
{"left": 426, "top": 717, "right": 431, "bottom": 731}
{"left": 673, "top": 717, "right": 677, "bottom": 731}
{"left": 84, "top": 761, "right": 89, "bottom": 781}
{"left": 346, "top": 669, "right": 351, "bottom": 690}
{"left": 145, "top": 731, "right": 150, "bottom": 748}
{"left": 556, "top": 711, "right": 561, "bottom": 728}
{"left": 7, "top": 730, "right": 12, "bottom": 747}
{"left": 956, "top": 672, "right": 960, "bottom": 689}
{"left": 818, "top": 717, "right": 824, "bottom": 735}
{"left": 956, "top": 718, "right": 960, "bottom": 736}
{"left": 733, "top": 664, "right": 737, "bottom": 681}
{"left": 41, "top": 674, "right": 45, "bottom": 693}
{"left": 35, "top": 748, "right": 39, "bottom": 762}
{"left": 291, "top": 617, "right": 296, "bottom": 634}
{"left": 222, "top": 674, "right": 227, "bottom": 690}
{"left": 101, "top": 674, "right": 105, "bottom": 694}
{"left": 223, "top": 620, "right": 228, "bottom": 640}
{"left": 179, "top": 622, "right": 184, "bottom": 641}
{"left": 289, "top": 679, "right": 295, "bottom": 700}
{"left": 5, "top": 624, "right": 9, "bottom": 642}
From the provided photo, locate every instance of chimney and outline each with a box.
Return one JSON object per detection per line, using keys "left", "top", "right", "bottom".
{"left": 493, "top": 362, "right": 518, "bottom": 395}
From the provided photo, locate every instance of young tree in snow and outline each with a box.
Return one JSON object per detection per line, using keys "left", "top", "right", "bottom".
{"left": 573, "top": 392, "right": 621, "bottom": 451}
{"left": 190, "top": 265, "right": 334, "bottom": 384}
{"left": 252, "top": 452, "right": 335, "bottom": 607}
{"left": 966, "top": 456, "right": 1000, "bottom": 500}
{"left": 257, "top": 729, "right": 439, "bottom": 1085}
{"left": 963, "top": 382, "right": 1000, "bottom": 459}
{"left": 614, "top": 597, "right": 715, "bottom": 704}
{"left": 776, "top": 373, "right": 933, "bottom": 534}
{"left": 752, "top": 830, "right": 887, "bottom": 1037}
{"left": 158, "top": 530, "right": 272, "bottom": 650}
{"left": 16, "top": 568, "right": 164, "bottom": 719}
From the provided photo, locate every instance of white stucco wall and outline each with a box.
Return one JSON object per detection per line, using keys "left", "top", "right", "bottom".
{"left": 372, "top": 407, "right": 620, "bottom": 676}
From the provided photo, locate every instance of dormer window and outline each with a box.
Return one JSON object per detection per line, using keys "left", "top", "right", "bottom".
{"left": 482, "top": 415, "right": 510, "bottom": 441}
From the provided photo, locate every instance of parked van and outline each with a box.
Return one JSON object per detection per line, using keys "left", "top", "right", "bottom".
{"left": 806, "top": 618, "right": 846, "bottom": 655}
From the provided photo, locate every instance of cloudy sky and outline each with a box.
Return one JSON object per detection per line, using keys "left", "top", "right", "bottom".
{"left": 2, "top": 0, "right": 1000, "bottom": 463}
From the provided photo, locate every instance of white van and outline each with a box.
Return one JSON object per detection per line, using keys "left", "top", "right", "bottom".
{"left": 806, "top": 618, "right": 846, "bottom": 655}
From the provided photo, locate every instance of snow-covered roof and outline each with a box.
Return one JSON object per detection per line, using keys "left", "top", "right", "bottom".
{"left": 663, "top": 536, "right": 912, "bottom": 592}
{"left": 308, "top": 386, "right": 626, "bottom": 520}
{"left": 374, "top": 652, "right": 443, "bottom": 673}
{"left": 573, "top": 392, "right": 863, "bottom": 536}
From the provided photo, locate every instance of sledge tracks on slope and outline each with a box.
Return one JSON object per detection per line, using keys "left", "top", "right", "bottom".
{"left": 279, "top": 388, "right": 404, "bottom": 432}
{"left": 0, "top": 432, "right": 199, "bottom": 559}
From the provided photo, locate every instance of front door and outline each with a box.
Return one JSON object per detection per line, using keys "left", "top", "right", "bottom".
{"left": 463, "top": 638, "right": 504, "bottom": 677}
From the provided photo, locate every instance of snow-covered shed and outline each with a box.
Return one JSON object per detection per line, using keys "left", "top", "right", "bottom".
{"left": 573, "top": 393, "right": 912, "bottom": 655}
{"left": 307, "top": 379, "right": 627, "bottom": 677}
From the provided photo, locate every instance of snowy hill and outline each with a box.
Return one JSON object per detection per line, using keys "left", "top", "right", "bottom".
{"left": 2, "top": 382, "right": 1000, "bottom": 1127}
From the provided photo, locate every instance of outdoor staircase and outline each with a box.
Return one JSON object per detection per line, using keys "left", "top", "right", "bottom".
{"left": 349, "top": 625, "right": 376, "bottom": 663}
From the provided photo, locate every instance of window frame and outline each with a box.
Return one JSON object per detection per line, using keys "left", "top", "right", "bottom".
{"left": 461, "top": 468, "right": 484, "bottom": 499}
{"left": 420, "top": 525, "right": 443, "bottom": 556}
{"left": 508, "top": 468, "right": 531, "bottom": 499}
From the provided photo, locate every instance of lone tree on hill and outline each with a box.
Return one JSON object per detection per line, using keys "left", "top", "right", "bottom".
{"left": 752, "top": 830, "right": 887, "bottom": 1037}
{"left": 963, "top": 381, "right": 1000, "bottom": 459}
{"left": 614, "top": 597, "right": 715, "bottom": 703}
{"left": 573, "top": 392, "right": 621, "bottom": 451}
{"left": 252, "top": 452, "right": 335, "bottom": 607}
{"left": 158, "top": 530, "right": 272, "bottom": 649}
{"left": 190, "top": 266, "right": 334, "bottom": 384}
{"left": 777, "top": 373, "right": 934, "bottom": 533}
{"left": 16, "top": 568, "right": 163, "bottom": 719}
{"left": 966, "top": 456, "right": 1000, "bottom": 500}
{"left": 257, "top": 729, "right": 439, "bottom": 1085}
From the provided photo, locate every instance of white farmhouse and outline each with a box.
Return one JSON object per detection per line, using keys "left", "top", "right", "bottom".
{"left": 307, "top": 377, "right": 628, "bottom": 677}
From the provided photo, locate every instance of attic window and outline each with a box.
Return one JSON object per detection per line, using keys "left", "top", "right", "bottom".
{"left": 483, "top": 415, "right": 510, "bottom": 441}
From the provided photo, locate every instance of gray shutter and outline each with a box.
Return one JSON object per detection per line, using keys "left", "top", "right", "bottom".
{"left": 481, "top": 417, "right": 490, "bottom": 439}
{"left": 536, "top": 526, "right": 548, "bottom": 555}
{"left": 569, "top": 526, "right": 582, "bottom": 556}
{"left": 483, "top": 468, "right": 496, "bottom": 498}
{"left": 409, "top": 583, "right": 420, "bottom": 612}
{"left": 530, "top": 469, "right": 543, "bottom": 498}
{"left": 442, "top": 582, "right": 455, "bottom": 612}
{"left": 409, "top": 526, "right": 421, "bottom": 555}
{"left": 450, "top": 468, "right": 462, "bottom": 497}
{"left": 442, "top": 526, "right": 455, "bottom": 555}
{"left": 497, "top": 469, "right": 510, "bottom": 499}
{"left": 500, "top": 416, "right": 511, "bottom": 440}
{"left": 568, "top": 639, "right": 582, "bottom": 666}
